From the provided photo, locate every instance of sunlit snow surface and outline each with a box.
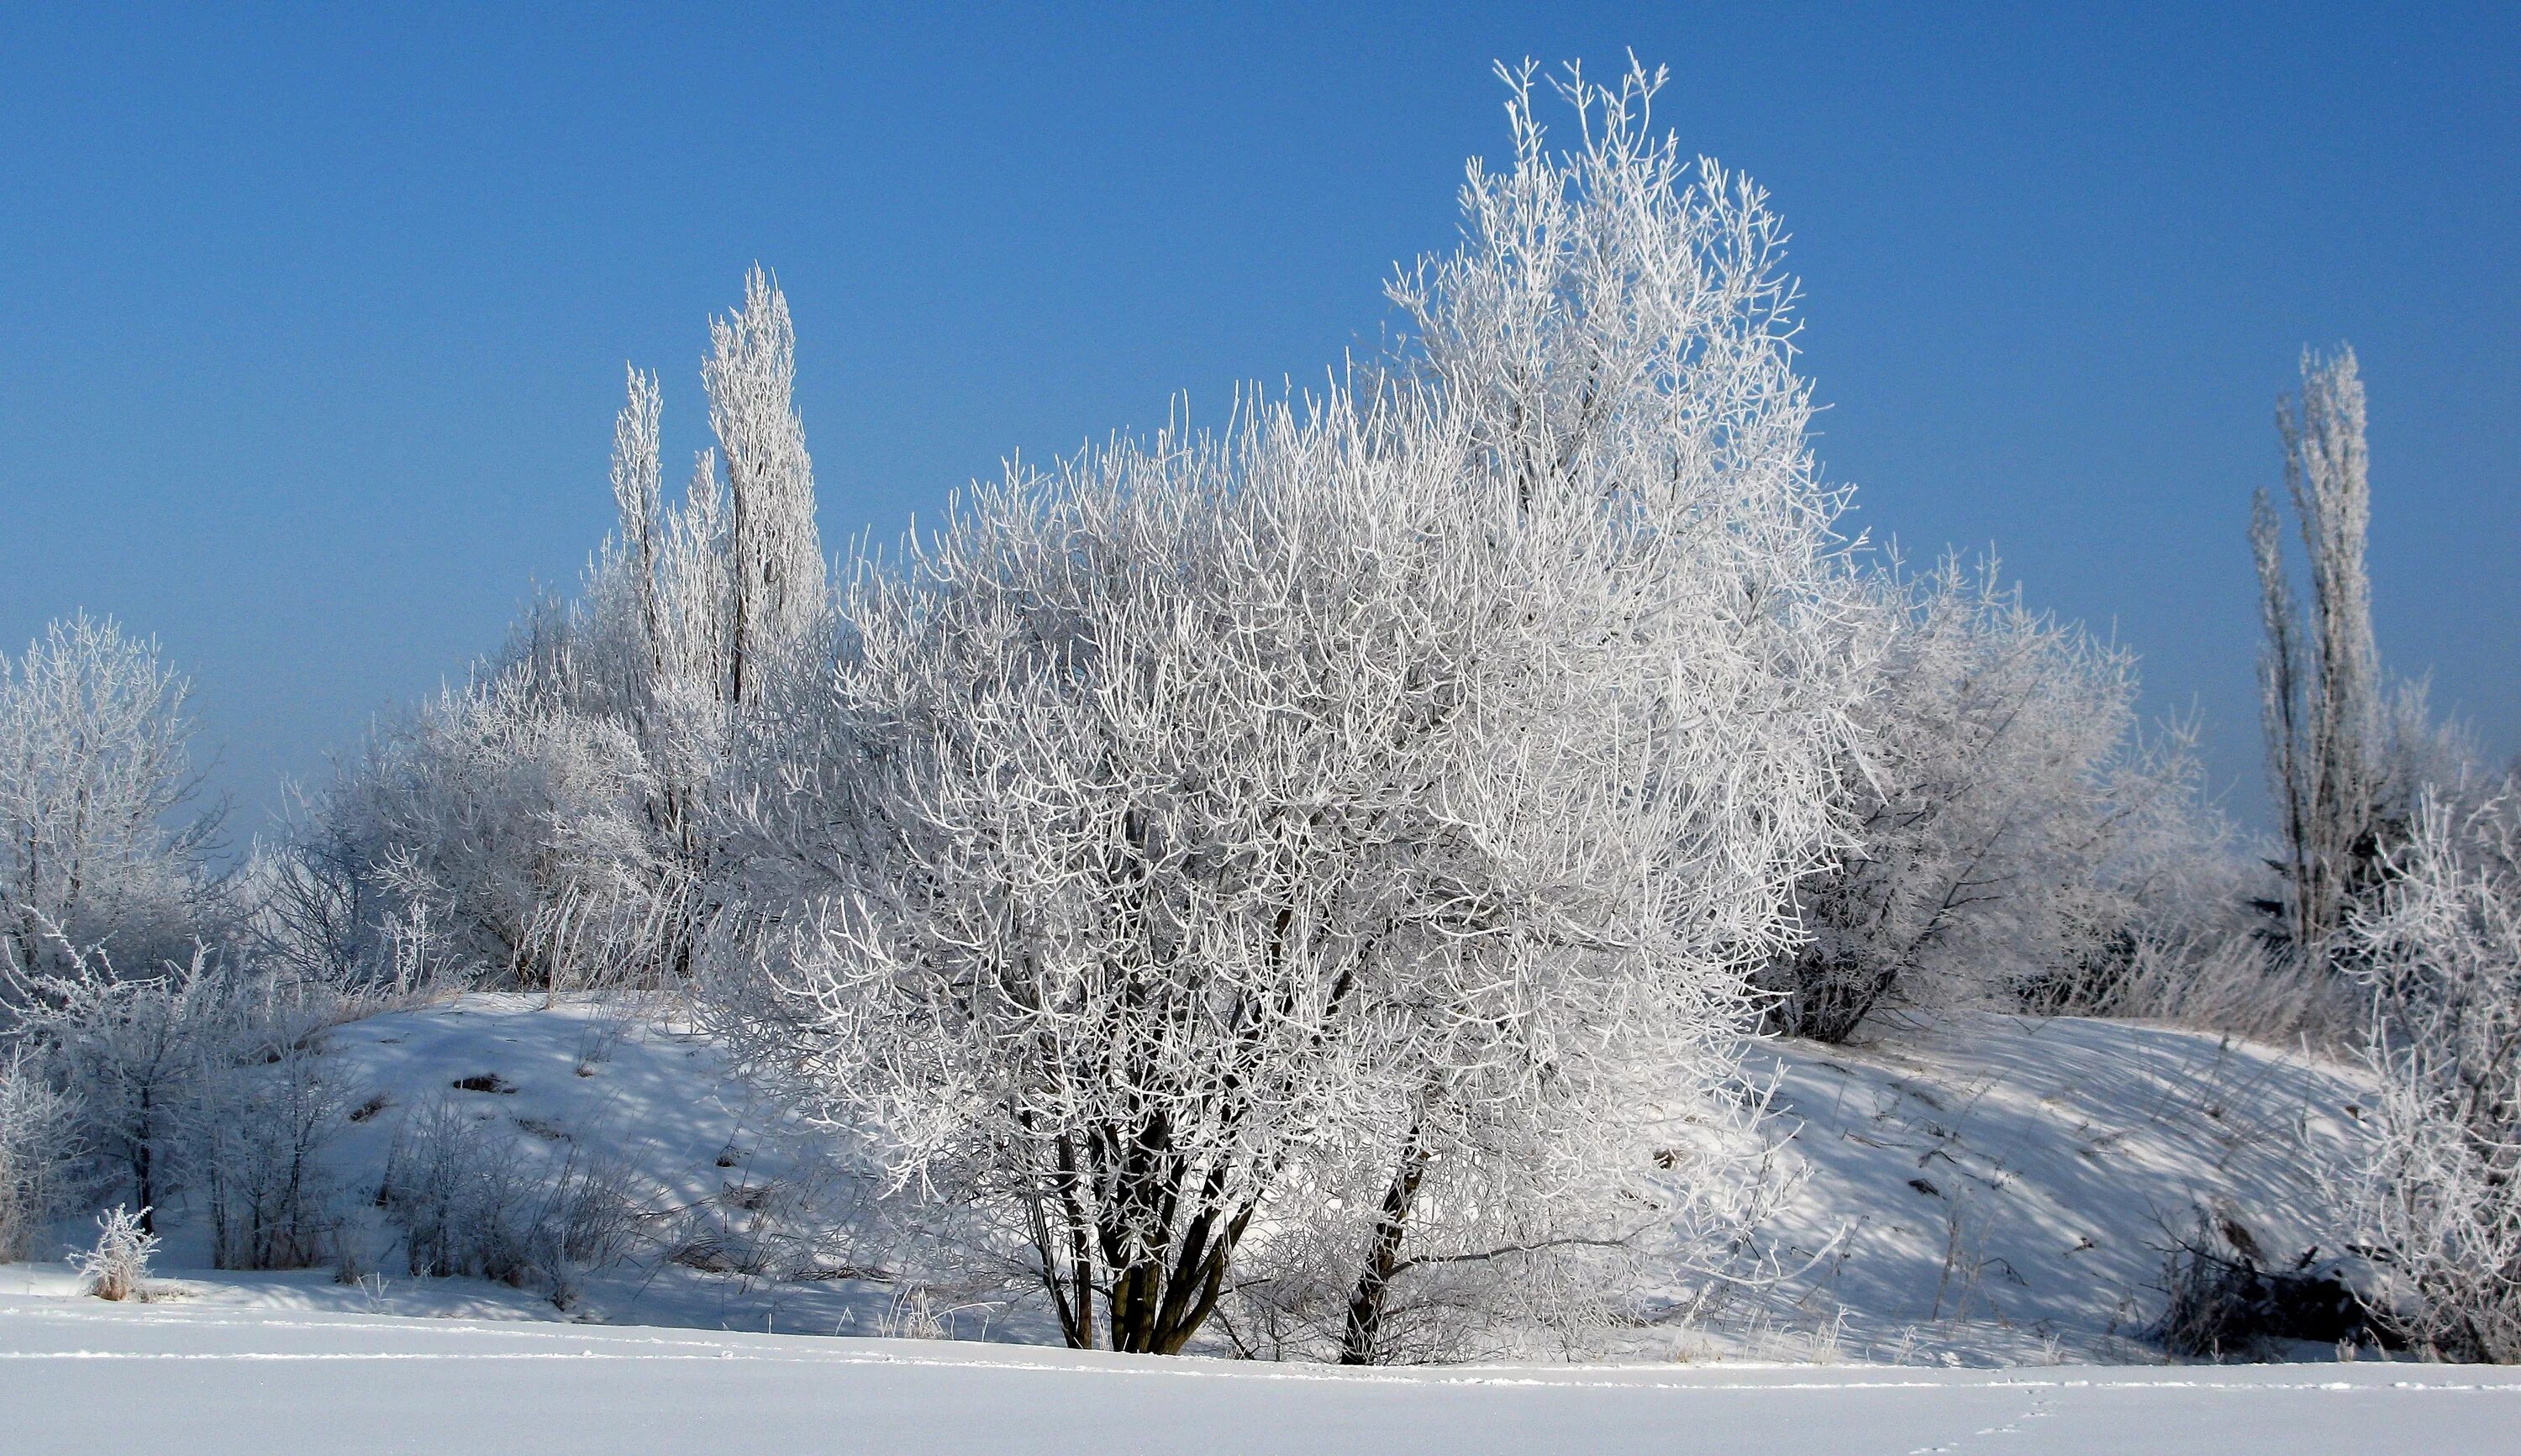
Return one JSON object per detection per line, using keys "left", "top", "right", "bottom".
{"left": 3, "top": 1296, "right": 2515, "bottom": 1455}
{"left": 1738, "top": 1011, "right": 2374, "bottom": 1364}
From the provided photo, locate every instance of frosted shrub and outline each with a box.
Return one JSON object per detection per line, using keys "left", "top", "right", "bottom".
{"left": 21, "top": 944, "right": 236, "bottom": 1233}
{"left": 194, "top": 1041, "right": 346, "bottom": 1271}
{"left": 380, "top": 1099, "right": 528, "bottom": 1281}
{"left": 2339, "top": 788, "right": 2521, "bottom": 1360}
{"left": 719, "top": 386, "right": 1827, "bottom": 1356}
{"left": 535, "top": 1149, "right": 644, "bottom": 1281}
{"left": 330, "top": 672, "right": 660, "bottom": 991}
{"left": 78, "top": 1205, "right": 157, "bottom": 1301}
{"left": 1766, "top": 559, "right": 2213, "bottom": 1043}
{"left": 2021, "top": 770, "right": 2355, "bottom": 1046}
{"left": 2055, "top": 922, "right": 2354, "bottom": 1048}
{"left": 379, "top": 1098, "right": 640, "bottom": 1301}
{"left": 243, "top": 784, "right": 461, "bottom": 997}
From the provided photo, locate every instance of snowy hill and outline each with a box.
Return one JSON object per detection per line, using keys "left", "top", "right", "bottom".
{"left": 8, "top": 993, "right": 913, "bottom": 1338}
{"left": 1744, "top": 1013, "right": 2369, "bottom": 1364}
{"left": 3, "top": 996, "right": 2370, "bottom": 1364}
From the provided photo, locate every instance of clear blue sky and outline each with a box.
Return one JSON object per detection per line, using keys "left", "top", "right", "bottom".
{"left": 3, "top": 3, "right": 2513, "bottom": 846}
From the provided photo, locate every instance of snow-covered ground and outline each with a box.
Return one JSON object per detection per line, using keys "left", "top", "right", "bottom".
{"left": 0, "top": 995, "right": 2375, "bottom": 1356}
{"left": 5, "top": 1295, "right": 2513, "bottom": 1455}
{"left": 0, "top": 993, "right": 2460, "bottom": 1452}
{"left": 12, "top": 992, "right": 917, "bottom": 1338}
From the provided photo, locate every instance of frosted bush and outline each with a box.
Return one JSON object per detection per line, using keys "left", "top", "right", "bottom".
{"left": 193, "top": 1041, "right": 347, "bottom": 1271}
{"left": 78, "top": 1205, "right": 157, "bottom": 1301}
{"left": 19, "top": 944, "right": 236, "bottom": 1233}
{"left": 1766, "top": 558, "right": 2213, "bottom": 1043}
{"left": 2062, "top": 925, "right": 2353, "bottom": 1048}
{"left": 379, "top": 1098, "right": 641, "bottom": 1302}
{"left": 329, "top": 675, "right": 659, "bottom": 991}
{"left": 2338, "top": 787, "right": 2521, "bottom": 1360}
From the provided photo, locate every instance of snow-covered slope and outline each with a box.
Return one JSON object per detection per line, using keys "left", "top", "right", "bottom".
{"left": 1739, "top": 1012, "right": 2369, "bottom": 1364}
{"left": 3, "top": 996, "right": 2370, "bottom": 1366}
{"left": 8, "top": 993, "right": 910, "bottom": 1337}
{"left": 3, "top": 1295, "right": 2510, "bottom": 1456}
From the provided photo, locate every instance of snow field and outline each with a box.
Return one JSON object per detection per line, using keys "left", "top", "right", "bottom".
{"left": 3, "top": 1296, "right": 2514, "bottom": 1456}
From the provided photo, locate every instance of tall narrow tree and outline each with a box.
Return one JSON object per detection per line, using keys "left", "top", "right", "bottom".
{"left": 704, "top": 266, "right": 825, "bottom": 706}
{"left": 294, "top": 271, "right": 828, "bottom": 992}
{"left": 2252, "top": 345, "right": 2382, "bottom": 965}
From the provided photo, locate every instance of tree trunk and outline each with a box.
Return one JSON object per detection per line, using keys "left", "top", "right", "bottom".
{"left": 1340, "top": 1125, "right": 1431, "bottom": 1364}
{"left": 134, "top": 1084, "right": 157, "bottom": 1235}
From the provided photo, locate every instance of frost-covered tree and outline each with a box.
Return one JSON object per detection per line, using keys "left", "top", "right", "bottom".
{"left": 0, "top": 617, "right": 219, "bottom": 1011}
{"left": 710, "top": 60, "right": 1852, "bottom": 1361}
{"left": 17, "top": 944, "right": 234, "bottom": 1234}
{"left": 1762, "top": 558, "right": 2203, "bottom": 1043}
{"left": 288, "top": 271, "right": 825, "bottom": 990}
{"left": 718, "top": 391, "right": 1812, "bottom": 1356}
{"left": 1323, "top": 59, "right": 1852, "bottom": 1361}
{"left": 2340, "top": 785, "right": 2521, "bottom": 1359}
{"left": 717, "top": 397, "right": 1524, "bottom": 1354}
{"left": 0, "top": 1048, "right": 76, "bottom": 1259}
{"left": 587, "top": 265, "right": 825, "bottom": 715}
{"left": 519, "top": 268, "right": 827, "bottom": 983}
{"left": 707, "top": 267, "right": 825, "bottom": 707}
{"left": 2253, "top": 347, "right": 2388, "bottom": 967}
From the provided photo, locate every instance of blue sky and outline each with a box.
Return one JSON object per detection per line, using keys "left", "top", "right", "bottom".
{"left": 3, "top": 3, "right": 2513, "bottom": 844}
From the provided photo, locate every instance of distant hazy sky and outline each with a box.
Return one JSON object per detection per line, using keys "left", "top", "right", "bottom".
{"left": 3, "top": 3, "right": 2513, "bottom": 848}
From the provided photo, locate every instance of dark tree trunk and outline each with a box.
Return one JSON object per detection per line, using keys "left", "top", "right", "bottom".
{"left": 134, "top": 1085, "right": 158, "bottom": 1235}
{"left": 1340, "top": 1127, "right": 1431, "bottom": 1365}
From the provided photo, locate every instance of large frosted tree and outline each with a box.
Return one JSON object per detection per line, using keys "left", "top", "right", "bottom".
{"left": 1324, "top": 59, "right": 1853, "bottom": 1362}
{"left": 708, "top": 60, "right": 1854, "bottom": 1360}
